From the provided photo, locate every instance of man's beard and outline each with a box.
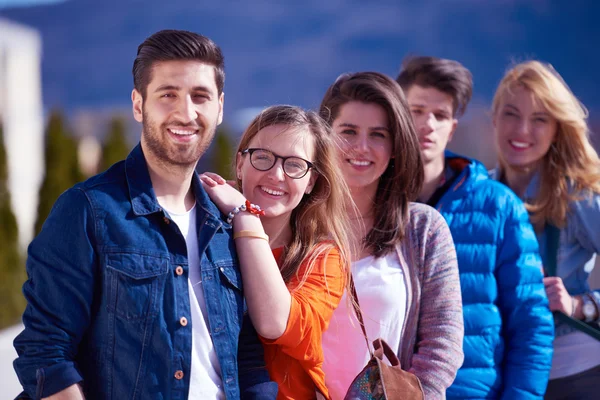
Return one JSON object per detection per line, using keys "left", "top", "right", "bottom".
{"left": 142, "top": 109, "right": 217, "bottom": 169}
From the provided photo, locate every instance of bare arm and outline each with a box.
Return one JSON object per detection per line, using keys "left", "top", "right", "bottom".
{"left": 43, "top": 384, "right": 85, "bottom": 400}
{"left": 233, "top": 212, "right": 292, "bottom": 339}
{"left": 199, "top": 175, "right": 292, "bottom": 339}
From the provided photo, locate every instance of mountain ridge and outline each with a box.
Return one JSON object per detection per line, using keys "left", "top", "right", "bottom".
{"left": 1, "top": 1, "right": 599, "bottom": 119}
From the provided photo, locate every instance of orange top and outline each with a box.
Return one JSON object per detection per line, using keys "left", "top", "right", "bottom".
{"left": 261, "top": 247, "right": 345, "bottom": 400}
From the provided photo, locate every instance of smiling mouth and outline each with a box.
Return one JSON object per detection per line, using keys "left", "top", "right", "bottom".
{"left": 168, "top": 128, "right": 198, "bottom": 136}
{"left": 348, "top": 159, "right": 372, "bottom": 166}
{"left": 509, "top": 140, "right": 531, "bottom": 149}
{"left": 260, "top": 186, "right": 286, "bottom": 196}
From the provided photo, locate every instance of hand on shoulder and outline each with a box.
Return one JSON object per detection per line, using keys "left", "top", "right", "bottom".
{"left": 199, "top": 172, "right": 246, "bottom": 214}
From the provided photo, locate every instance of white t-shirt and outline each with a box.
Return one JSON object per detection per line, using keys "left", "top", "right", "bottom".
{"left": 321, "top": 252, "right": 408, "bottom": 399}
{"left": 167, "top": 205, "right": 225, "bottom": 399}
{"left": 550, "top": 330, "right": 600, "bottom": 379}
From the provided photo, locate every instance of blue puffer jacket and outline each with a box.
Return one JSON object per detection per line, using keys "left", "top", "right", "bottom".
{"left": 437, "top": 152, "right": 554, "bottom": 399}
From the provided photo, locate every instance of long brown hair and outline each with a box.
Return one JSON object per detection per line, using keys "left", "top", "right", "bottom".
{"left": 492, "top": 61, "right": 600, "bottom": 229}
{"left": 236, "top": 105, "right": 352, "bottom": 287}
{"left": 319, "top": 72, "right": 424, "bottom": 258}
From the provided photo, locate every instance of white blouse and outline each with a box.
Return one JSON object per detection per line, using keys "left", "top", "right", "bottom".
{"left": 322, "top": 251, "right": 408, "bottom": 399}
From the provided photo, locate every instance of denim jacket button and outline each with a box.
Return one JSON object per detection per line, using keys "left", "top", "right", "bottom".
{"left": 174, "top": 370, "right": 184, "bottom": 380}
{"left": 179, "top": 317, "right": 188, "bottom": 326}
{"left": 175, "top": 266, "right": 184, "bottom": 276}
{"left": 163, "top": 217, "right": 170, "bottom": 225}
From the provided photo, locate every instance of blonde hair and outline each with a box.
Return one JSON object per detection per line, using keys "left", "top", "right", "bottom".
{"left": 492, "top": 60, "right": 600, "bottom": 229}
{"left": 236, "top": 105, "right": 352, "bottom": 289}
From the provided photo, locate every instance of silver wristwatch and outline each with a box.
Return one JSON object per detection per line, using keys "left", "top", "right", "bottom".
{"left": 582, "top": 293, "right": 597, "bottom": 323}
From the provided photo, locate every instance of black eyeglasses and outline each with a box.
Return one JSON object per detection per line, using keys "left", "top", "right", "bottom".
{"left": 241, "top": 148, "right": 314, "bottom": 179}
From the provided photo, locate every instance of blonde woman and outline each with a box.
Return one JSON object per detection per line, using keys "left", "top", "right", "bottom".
{"left": 491, "top": 60, "right": 600, "bottom": 399}
{"left": 200, "top": 105, "right": 352, "bottom": 399}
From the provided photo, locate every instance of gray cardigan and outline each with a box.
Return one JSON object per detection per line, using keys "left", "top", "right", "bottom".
{"left": 396, "top": 203, "right": 464, "bottom": 399}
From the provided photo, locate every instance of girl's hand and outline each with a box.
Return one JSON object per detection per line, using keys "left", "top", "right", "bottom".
{"left": 199, "top": 172, "right": 246, "bottom": 215}
{"left": 543, "top": 276, "right": 573, "bottom": 315}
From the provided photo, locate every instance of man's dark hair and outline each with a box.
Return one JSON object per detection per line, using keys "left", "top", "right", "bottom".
{"left": 396, "top": 56, "right": 473, "bottom": 117}
{"left": 133, "top": 29, "right": 225, "bottom": 97}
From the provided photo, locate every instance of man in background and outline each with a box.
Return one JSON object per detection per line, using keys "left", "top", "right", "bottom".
{"left": 397, "top": 56, "right": 553, "bottom": 399}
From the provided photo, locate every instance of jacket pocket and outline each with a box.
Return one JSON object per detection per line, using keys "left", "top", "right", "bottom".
{"left": 105, "top": 252, "right": 168, "bottom": 321}
{"left": 217, "top": 262, "right": 242, "bottom": 291}
{"left": 216, "top": 262, "right": 244, "bottom": 326}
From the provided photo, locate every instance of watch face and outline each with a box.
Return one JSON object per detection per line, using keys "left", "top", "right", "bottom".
{"left": 583, "top": 302, "right": 596, "bottom": 318}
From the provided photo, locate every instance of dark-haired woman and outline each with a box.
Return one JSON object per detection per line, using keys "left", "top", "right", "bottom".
{"left": 318, "top": 72, "right": 464, "bottom": 399}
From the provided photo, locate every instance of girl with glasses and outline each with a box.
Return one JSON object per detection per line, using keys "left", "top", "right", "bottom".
{"left": 200, "top": 105, "right": 352, "bottom": 399}
{"left": 318, "top": 72, "right": 464, "bottom": 399}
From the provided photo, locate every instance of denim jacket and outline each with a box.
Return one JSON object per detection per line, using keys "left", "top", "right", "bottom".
{"left": 490, "top": 169, "right": 600, "bottom": 337}
{"left": 13, "top": 144, "right": 276, "bottom": 399}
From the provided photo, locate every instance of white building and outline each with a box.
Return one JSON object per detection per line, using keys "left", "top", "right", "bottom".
{"left": 0, "top": 18, "right": 44, "bottom": 250}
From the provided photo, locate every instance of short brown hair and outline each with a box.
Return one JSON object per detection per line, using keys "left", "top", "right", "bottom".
{"left": 396, "top": 56, "right": 473, "bottom": 117}
{"left": 133, "top": 29, "right": 225, "bottom": 97}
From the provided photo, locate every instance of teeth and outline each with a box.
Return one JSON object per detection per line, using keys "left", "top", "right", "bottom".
{"left": 261, "top": 186, "right": 285, "bottom": 196}
{"left": 170, "top": 128, "right": 196, "bottom": 136}
{"left": 349, "top": 159, "right": 371, "bottom": 166}
{"left": 510, "top": 140, "right": 530, "bottom": 149}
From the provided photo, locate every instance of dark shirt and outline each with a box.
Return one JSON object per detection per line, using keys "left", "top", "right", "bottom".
{"left": 424, "top": 160, "right": 460, "bottom": 207}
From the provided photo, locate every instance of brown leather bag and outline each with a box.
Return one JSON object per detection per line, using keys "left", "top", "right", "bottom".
{"left": 343, "top": 279, "right": 424, "bottom": 400}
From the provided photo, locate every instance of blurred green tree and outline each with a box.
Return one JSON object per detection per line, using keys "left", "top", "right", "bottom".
{"left": 0, "top": 121, "right": 26, "bottom": 328}
{"left": 210, "top": 124, "right": 236, "bottom": 180}
{"left": 34, "top": 110, "right": 84, "bottom": 236}
{"left": 100, "top": 116, "right": 131, "bottom": 172}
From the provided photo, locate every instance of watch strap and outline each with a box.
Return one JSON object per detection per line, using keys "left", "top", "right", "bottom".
{"left": 583, "top": 293, "right": 598, "bottom": 323}
{"left": 591, "top": 292, "right": 600, "bottom": 321}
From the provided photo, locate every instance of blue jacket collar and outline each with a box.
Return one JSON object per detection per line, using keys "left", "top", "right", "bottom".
{"left": 124, "top": 143, "right": 225, "bottom": 223}
{"left": 125, "top": 144, "right": 162, "bottom": 216}
{"left": 443, "top": 150, "right": 489, "bottom": 196}
{"left": 190, "top": 171, "right": 228, "bottom": 226}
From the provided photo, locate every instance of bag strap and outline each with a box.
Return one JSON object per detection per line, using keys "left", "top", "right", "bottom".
{"left": 544, "top": 224, "right": 560, "bottom": 277}
{"left": 544, "top": 224, "right": 600, "bottom": 341}
{"left": 373, "top": 338, "right": 401, "bottom": 366}
{"left": 349, "top": 276, "right": 374, "bottom": 358}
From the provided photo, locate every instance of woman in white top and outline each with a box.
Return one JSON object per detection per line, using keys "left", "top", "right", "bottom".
{"left": 318, "top": 72, "right": 464, "bottom": 399}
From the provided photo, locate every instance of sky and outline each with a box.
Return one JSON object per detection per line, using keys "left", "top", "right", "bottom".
{"left": 0, "top": 0, "right": 63, "bottom": 8}
{"left": 1, "top": 0, "right": 598, "bottom": 138}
